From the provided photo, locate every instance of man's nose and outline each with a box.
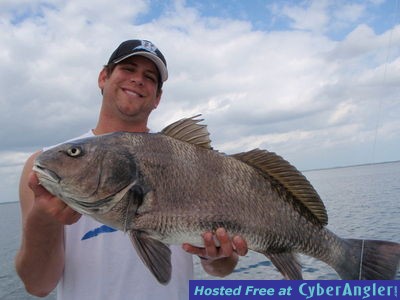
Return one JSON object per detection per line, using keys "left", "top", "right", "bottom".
{"left": 130, "top": 72, "right": 144, "bottom": 85}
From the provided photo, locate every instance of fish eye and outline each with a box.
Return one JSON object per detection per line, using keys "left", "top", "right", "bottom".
{"left": 66, "top": 146, "right": 83, "bottom": 157}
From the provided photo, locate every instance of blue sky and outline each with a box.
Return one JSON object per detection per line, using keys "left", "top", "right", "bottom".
{"left": 0, "top": 0, "right": 399, "bottom": 203}
{"left": 137, "top": 0, "right": 398, "bottom": 37}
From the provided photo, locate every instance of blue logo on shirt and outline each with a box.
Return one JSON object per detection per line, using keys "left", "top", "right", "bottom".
{"left": 81, "top": 225, "right": 117, "bottom": 240}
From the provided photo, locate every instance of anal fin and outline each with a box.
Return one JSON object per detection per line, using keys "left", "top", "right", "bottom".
{"left": 129, "top": 230, "right": 172, "bottom": 284}
{"left": 265, "top": 252, "right": 303, "bottom": 279}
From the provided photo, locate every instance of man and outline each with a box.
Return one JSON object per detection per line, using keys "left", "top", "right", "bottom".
{"left": 15, "top": 39, "right": 248, "bottom": 299}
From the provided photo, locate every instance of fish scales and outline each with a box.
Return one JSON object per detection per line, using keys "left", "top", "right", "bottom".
{"left": 118, "top": 134, "right": 343, "bottom": 260}
{"left": 33, "top": 116, "right": 400, "bottom": 283}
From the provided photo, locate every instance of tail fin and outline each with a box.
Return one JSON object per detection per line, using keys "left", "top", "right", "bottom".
{"left": 335, "top": 239, "right": 400, "bottom": 280}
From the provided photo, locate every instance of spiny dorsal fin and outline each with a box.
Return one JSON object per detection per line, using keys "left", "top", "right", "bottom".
{"left": 160, "top": 115, "right": 212, "bottom": 149}
{"left": 232, "top": 149, "right": 328, "bottom": 225}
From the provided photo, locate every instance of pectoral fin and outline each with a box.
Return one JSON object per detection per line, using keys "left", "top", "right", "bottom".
{"left": 129, "top": 230, "right": 172, "bottom": 284}
{"left": 265, "top": 252, "right": 303, "bottom": 280}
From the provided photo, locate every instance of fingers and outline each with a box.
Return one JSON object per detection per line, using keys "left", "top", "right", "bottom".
{"left": 28, "top": 171, "right": 82, "bottom": 225}
{"left": 54, "top": 203, "right": 81, "bottom": 225}
{"left": 45, "top": 199, "right": 82, "bottom": 225}
{"left": 47, "top": 201, "right": 82, "bottom": 225}
{"left": 58, "top": 207, "right": 82, "bottom": 225}
{"left": 232, "top": 235, "right": 248, "bottom": 256}
{"left": 181, "top": 243, "right": 203, "bottom": 256}
{"left": 28, "top": 172, "right": 49, "bottom": 198}
{"left": 203, "top": 230, "right": 219, "bottom": 258}
{"left": 214, "top": 228, "right": 233, "bottom": 258}
{"left": 182, "top": 228, "right": 248, "bottom": 260}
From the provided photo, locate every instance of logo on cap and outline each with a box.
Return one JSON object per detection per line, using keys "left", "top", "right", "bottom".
{"left": 133, "top": 40, "right": 158, "bottom": 54}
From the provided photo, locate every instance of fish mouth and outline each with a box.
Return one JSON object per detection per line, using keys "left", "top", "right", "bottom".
{"left": 33, "top": 164, "right": 61, "bottom": 183}
{"left": 32, "top": 163, "right": 136, "bottom": 216}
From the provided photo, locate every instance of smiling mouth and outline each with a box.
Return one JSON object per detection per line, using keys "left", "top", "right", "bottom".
{"left": 123, "top": 89, "right": 143, "bottom": 98}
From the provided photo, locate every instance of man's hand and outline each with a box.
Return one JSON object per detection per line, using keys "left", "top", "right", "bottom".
{"left": 28, "top": 172, "right": 81, "bottom": 225}
{"left": 182, "top": 228, "right": 248, "bottom": 277}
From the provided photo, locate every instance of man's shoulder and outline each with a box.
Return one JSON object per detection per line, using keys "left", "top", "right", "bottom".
{"left": 43, "top": 130, "right": 94, "bottom": 151}
{"left": 63, "top": 130, "right": 95, "bottom": 143}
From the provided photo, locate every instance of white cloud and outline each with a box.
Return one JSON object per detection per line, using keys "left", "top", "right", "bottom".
{"left": 0, "top": 0, "right": 399, "bottom": 203}
{"left": 0, "top": 151, "right": 31, "bottom": 167}
{"left": 281, "top": 0, "right": 330, "bottom": 33}
{"left": 328, "top": 101, "right": 358, "bottom": 125}
{"left": 0, "top": 151, "right": 31, "bottom": 203}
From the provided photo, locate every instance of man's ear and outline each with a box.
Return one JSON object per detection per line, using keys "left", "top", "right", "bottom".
{"left": 98, "top": 68, "right": 108, "bottom": 91}
{"left": 154, "top": 89, "right": 162, "bottom": 109}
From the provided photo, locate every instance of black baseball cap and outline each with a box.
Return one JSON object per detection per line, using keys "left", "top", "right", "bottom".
{"left": 107, "top": 39, "right": 168, "bottom": 82}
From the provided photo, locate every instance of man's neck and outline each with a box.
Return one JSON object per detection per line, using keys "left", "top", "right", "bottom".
{"left": 93, "top": 117, "right": 150, "bottom": 135}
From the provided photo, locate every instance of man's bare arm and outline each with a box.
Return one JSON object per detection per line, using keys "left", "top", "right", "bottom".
{"left": 15, "top": 152, "right": 80, "bottom": 297}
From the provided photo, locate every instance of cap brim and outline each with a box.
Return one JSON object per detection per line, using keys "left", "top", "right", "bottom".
{"left": 112, "top": 51, "right": 168, "bottom": 82}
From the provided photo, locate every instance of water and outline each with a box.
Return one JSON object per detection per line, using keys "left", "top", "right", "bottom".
{"left": 1, "top": 162, "right": 399, "bottom": 299}
{"left": 194, "top": 161, "right": 400, "bottom": 281}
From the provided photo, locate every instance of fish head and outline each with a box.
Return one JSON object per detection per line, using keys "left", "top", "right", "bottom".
{"left": 33, "top": 133, "right": 138, "bottom": 215}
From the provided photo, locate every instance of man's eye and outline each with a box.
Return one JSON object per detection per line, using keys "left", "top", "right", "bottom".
{"left": 123, "top": 67, "right": 134, "bottom": 72}
{"left": 145, "top": 75, "right": 156, "bottom": 82}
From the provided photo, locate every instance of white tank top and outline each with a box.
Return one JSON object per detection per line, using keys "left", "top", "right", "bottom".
{"left": 49, "top": 131, "right": 194, "bottom": 300}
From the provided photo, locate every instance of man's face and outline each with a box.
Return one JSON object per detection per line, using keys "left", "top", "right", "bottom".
{"left": 98, "top": 55, "right": 162, "bottom": 122}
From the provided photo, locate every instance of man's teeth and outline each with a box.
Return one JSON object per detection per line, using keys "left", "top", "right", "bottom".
{"left": 126, "top": 90, "right": 141, "bottom": 97}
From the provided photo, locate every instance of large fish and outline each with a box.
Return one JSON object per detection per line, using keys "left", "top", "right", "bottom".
{"left": 33, "top": 116, "right": 400, "bottom": 284}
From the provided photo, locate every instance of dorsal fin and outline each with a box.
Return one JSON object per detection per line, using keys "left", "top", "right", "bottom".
{"left": 232, "top": 149, "right": 328, "bottom": 225}
{"left": 160, "top": 115, "right": 212, "bottom": 149}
